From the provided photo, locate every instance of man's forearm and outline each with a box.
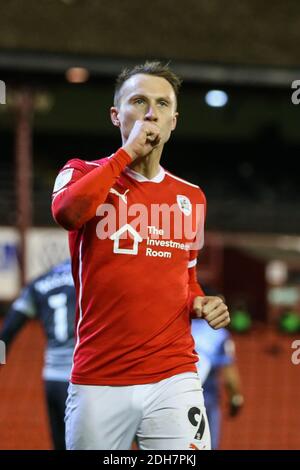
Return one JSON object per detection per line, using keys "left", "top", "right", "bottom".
{"left": 188, "top": 266, "right": 205, "bottom": 316}
{"left": 52, "top": 148, "right": 132, "bottom": 230}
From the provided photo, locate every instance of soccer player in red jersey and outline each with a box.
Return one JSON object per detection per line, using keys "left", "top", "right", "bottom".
{"left": 52, "top": 61, "right": 230, "bottom": 450}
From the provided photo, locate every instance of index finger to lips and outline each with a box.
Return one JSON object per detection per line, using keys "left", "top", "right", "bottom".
{"left": 146, "top": 127, "right": 159, "bottom": 138}
{"left": 148, "top": 123, "right": 160, "bottom": 134}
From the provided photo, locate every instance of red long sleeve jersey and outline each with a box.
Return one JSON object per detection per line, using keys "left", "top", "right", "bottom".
{"left": 52, "top": 149, "right": 206, "bottom": 385}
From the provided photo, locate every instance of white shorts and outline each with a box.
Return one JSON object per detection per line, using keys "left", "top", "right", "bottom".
{"left": 65, "top": 372, "right": 211, "bottom": 450}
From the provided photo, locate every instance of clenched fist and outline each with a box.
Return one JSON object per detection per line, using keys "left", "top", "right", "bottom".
{"left": 193, "top": 296, "right": 230, "bottom": 329}
{"left": 122, "top": 120, "right": 161, "bottom": 161}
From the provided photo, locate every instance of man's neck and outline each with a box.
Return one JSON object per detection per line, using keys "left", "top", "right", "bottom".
{"left": 129, "top": 147, "right": 162, "bottom": 180}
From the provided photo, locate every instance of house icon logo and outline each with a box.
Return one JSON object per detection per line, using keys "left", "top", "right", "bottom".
{"left": 109, "top": 224, "right": 142, "bottom": 255}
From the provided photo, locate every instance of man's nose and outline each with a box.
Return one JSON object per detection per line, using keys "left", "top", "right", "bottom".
{"left": 144, "top": 106, "right": 158, "bottom": 121}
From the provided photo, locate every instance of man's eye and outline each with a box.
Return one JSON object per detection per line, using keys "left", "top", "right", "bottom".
{"left": 159, "top": 101, "right": 168, "bottom": 107}
{"left": 134, "top": 99, "right": 145, "bottom": 105}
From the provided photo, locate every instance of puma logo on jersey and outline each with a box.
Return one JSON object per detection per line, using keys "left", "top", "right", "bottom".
{"left": 109, "top": 188, "right": 130, "bottom": 204}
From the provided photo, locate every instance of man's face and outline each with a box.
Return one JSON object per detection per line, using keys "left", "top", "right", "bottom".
{"left": 110, "top": 73, "right": 178, "bottom": 145}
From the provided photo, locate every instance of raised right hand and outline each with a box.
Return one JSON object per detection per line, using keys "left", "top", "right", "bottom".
{"left": 122, "top": 120, "right": 161, "bottom": 161}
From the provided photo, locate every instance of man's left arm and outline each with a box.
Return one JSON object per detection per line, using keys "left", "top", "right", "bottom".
{"left": 188, "top": 190, "right": 230, "bottom": 329}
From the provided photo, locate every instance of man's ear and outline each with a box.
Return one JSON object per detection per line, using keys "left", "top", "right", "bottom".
{"left": 110, "top": 107, "right": 120, "bottom": 127}
{"left": 171, "top": 112, "right": 179, "bottom": 131}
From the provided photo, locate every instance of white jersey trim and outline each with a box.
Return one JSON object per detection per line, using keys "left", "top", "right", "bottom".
{"left": 52, "top": 187, "right": 67, "bottom": 202}
{"left": 124, "top": 165, "right": 165, "bottom": 183}
{"left": 71, "top": 235, "right": 84, "bottom": 374}
{"left": 188, "top": 258, "right": 197, "bottom": 268}
{"left": 165, "top": 171, "right": 200, "bottom": 189}
{"left": 85, "top": 161, "right": 100, "bottom": 166}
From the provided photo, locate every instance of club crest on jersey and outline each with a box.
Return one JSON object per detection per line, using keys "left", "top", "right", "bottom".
{"left": 176, "top": 195, "right": 192, "bottom": 216}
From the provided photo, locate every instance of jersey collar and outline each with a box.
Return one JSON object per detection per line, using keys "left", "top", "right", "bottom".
{"left": 124, "top": 165, "right": 165, "bottom": 183}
